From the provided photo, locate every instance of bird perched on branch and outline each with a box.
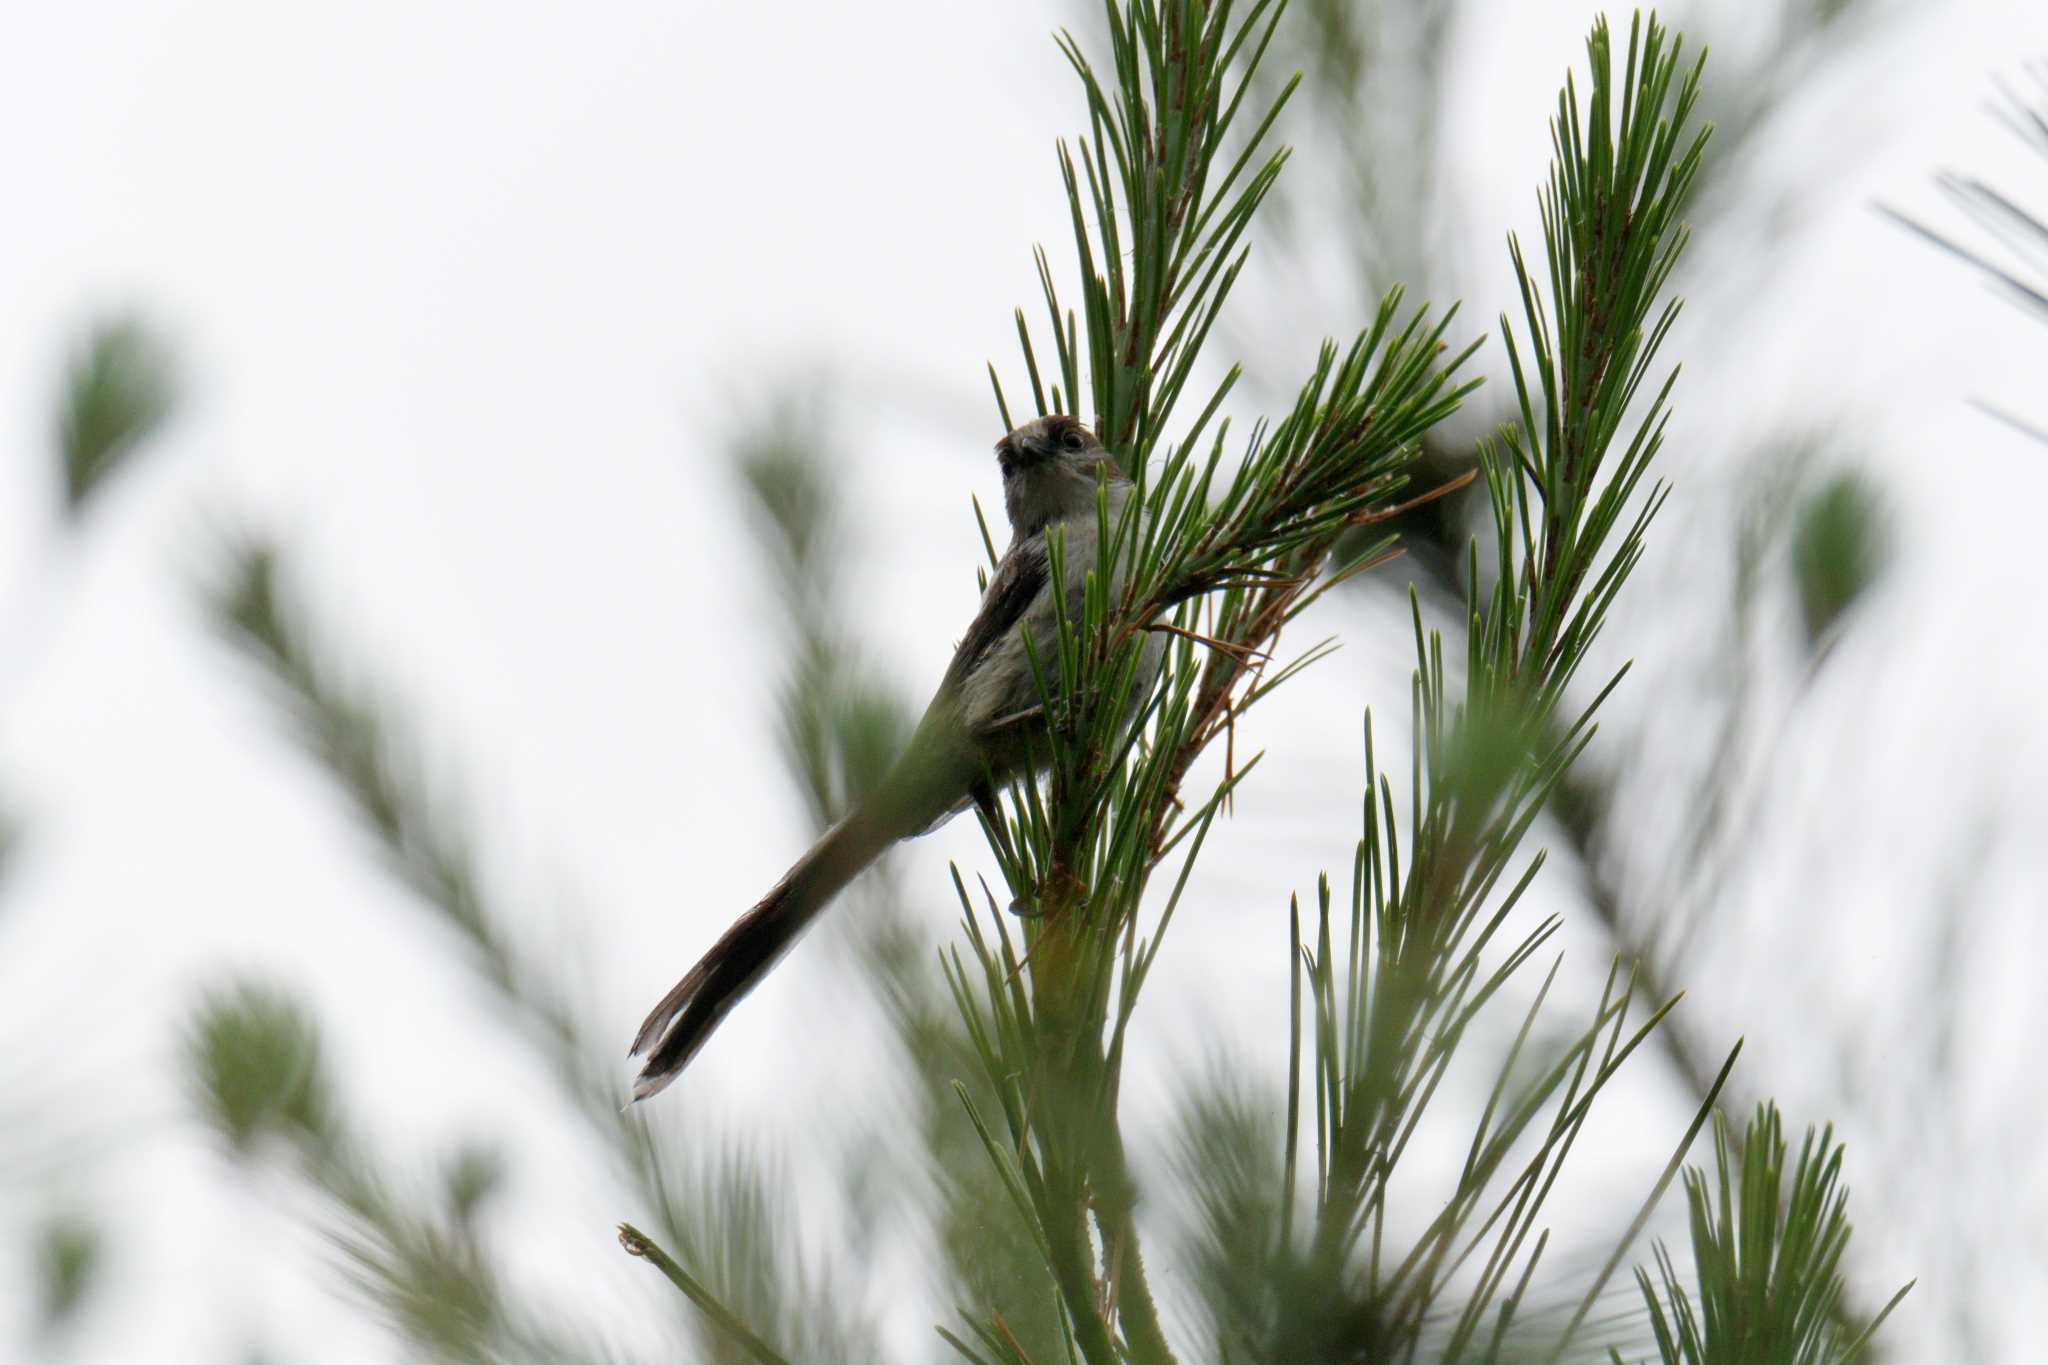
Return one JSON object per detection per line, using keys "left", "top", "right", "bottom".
{"left": 630, "top": 414, "right": 1158, "bottom": 1100}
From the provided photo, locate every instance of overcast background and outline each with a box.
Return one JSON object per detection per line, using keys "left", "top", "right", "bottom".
{"left": 1, "top": 2, "right": 2044, "bottom": 1362}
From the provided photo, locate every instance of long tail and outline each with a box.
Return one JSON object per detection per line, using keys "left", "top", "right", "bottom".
{"left": 628, "top": 803, "right": 902, "bottom": 1101}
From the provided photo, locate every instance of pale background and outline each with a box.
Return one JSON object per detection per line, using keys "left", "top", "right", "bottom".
{"left": 1, "top": 2, "right": 2043, "bottom": 1362}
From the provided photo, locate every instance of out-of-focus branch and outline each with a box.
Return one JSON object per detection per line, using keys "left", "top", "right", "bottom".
{"left": 1, "top": 314, "right": 180, "bottom": 1348}
{"left": 202, "top": 535, "right": 883, "bottom": 1364}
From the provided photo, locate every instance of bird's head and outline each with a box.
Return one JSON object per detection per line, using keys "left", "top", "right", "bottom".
{"left": 994, "top": 415, "right": 1127, "bottom": 535}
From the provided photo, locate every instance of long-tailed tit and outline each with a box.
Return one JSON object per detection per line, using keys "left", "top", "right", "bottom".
{"left": 630, "top": 415, "right": 1158, "bottom": 1100}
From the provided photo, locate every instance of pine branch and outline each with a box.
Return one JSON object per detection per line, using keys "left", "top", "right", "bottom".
{"left": 957, "top": 1, "right": 1483, "bottom": 1358}
{"left": 185, "top": 982, "right": 621, "bottom": 1365}
{"left": 54, "top": 315, "right": 178, "bottom": 515}
{"left": 204, "top": 537, "right": 882, "bottom": 1362}
{"left": 1131, "top": 18, "right": 1814, "bottom": 1364}
{"left": 1631, "top": 1104, "right": 1912, "bottom": 1365}
{"left": 0, "top": 315, "right": 181, "bottom": 1348}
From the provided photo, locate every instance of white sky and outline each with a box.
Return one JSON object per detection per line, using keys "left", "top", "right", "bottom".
{"left": 1, "top": 2, "right": 2044, "bottom": 1362}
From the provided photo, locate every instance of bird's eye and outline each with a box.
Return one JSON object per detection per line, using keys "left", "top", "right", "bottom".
{"left": 1061, "top": 429, "right": 1086, "bottom": 451}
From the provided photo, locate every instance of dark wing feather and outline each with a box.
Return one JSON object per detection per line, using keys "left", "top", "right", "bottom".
{"left": 872, "top": 536, "right": 1051, "bottom": 839}
{"left": 938, "top": 538, "right": 1048, "bottom": 698}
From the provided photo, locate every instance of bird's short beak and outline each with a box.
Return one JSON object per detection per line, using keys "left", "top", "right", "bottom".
{"left": 1016, "top": 434, "right": 1056, "bottom": 465}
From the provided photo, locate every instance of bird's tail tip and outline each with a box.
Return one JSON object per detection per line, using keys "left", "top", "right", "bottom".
{"left": 628, "top": 1066, "right": 676, "bottom": 1106}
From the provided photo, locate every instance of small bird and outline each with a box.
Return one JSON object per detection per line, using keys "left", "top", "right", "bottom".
{"left": 630, "top": 415, "right": 1159, "bottom": 1100}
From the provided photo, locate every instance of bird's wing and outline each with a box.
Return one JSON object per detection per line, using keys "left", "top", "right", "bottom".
{"left": 937, "top": 537, "right": 1049, "bottom": 699}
